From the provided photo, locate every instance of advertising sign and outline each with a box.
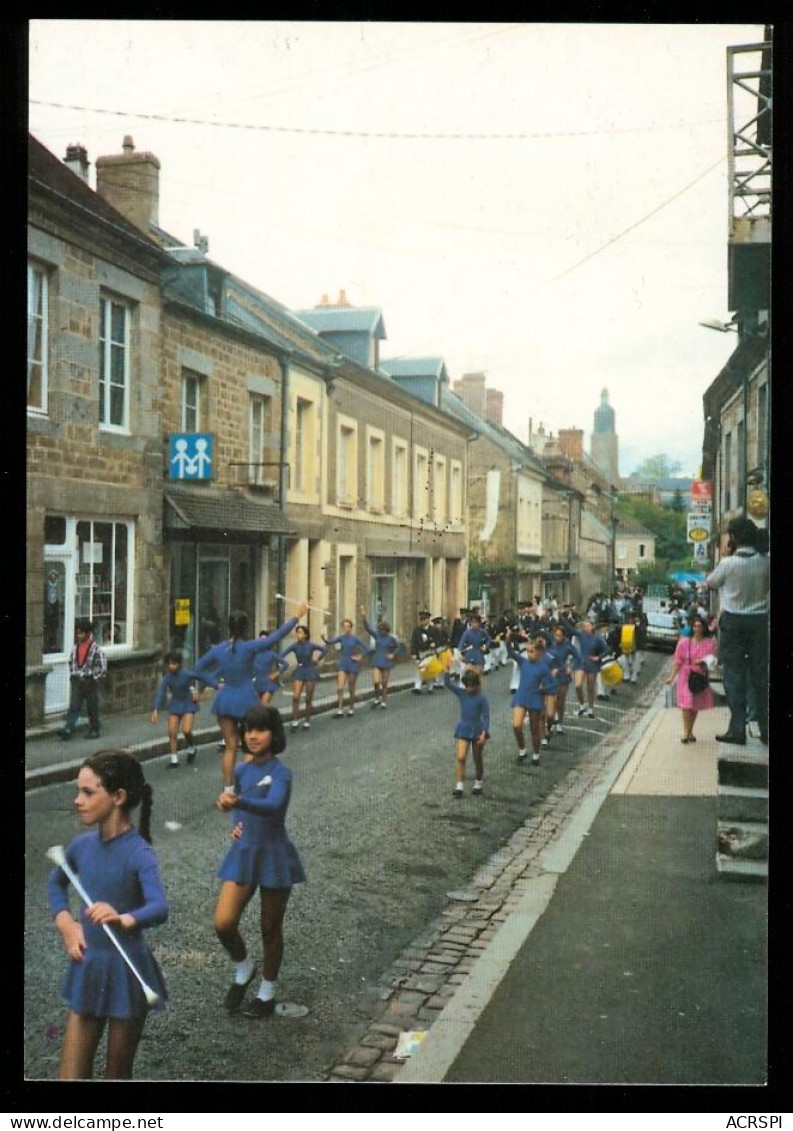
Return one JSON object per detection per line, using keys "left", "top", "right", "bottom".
{"left": 691, "top": 479, "right": 714, "bottom": 502}
{"left": 174, "top": 598, "right": 191, "bottom": 626}
{"left": 692, "top": 542, "right": 710, "bottom": 563}
{"left": 687, "top": 512, "right": 711, "bottom": 543}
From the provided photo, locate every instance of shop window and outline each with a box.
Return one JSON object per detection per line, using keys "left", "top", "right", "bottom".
{"left": 75, "top": 519, "right": 134, "bottom": 646}
{"left": 28, "top": 263, "right": 48, "bottom": 414}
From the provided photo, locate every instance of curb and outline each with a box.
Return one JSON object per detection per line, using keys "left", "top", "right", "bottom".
{"left": 25, "top": 678, "right": 417, "bottom": 790}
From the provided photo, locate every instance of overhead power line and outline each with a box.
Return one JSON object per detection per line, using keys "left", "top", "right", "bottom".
{"left": 30, "top": 99, "right": 725, "bottom": 141}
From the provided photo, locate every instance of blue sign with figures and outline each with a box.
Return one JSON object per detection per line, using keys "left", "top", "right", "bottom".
{"left": 169, "top": 434, "right": 213, "bottom": 480}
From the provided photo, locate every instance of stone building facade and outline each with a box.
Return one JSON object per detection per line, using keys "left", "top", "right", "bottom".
{"left": 27, "top": 135, "right": 171, "bottom": 724}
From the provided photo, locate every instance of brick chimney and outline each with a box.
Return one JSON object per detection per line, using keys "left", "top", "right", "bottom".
{"left": 558, "top": 428, "right": 584, "bottom": 461}
{"left": 337, "top": 289, "right": 351, "bottom": 307}
{"left": 485, "top": 388, "right": 504, "bottom": 427}
{"left": 453, "top": 372, "right": 487, "bottom": 418}
{"left": 64, "top": 144, "right": 90, "bottom": 184}
{"left": 96, "top": 136, "right": 160, "bottom": 234}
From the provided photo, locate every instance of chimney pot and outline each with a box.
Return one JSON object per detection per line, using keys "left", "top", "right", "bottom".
{"left": 63, "top": 144, "right": 90, "bottom": 184}
{"left": 123, "top": 135, "right": 135, "bottom": 153}
{"left": 338, "top": 288, "right": 349, "bottom": 306}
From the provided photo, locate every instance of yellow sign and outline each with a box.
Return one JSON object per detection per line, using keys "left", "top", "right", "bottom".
{"left": 174, "top": 598, "right": 191, "bottom": 626}
{"left": 688, "top": 527, "right": 709, "bottom": 543}
{"left": 747, "top": 487, "right": 769, "bottom": 519}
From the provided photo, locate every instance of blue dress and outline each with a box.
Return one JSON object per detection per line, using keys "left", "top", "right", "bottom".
{"left": 443, "top": 674, "right": 490, "bottom": 740}
{"left": 363, "top": 618, "right": 401, "bottom": 670}
{"left": 458, "top": 628, "right": 492, "bottom": 668}
{"left": 325, "top": 633, "right": 372, "bottom": 675}
{"left": 560, "top": 618, "right": 610, "bottom": 674}
{"left": 545, "top": 639, "right": 580, "bottom": 688}
{"left": 281, "top": 640, "right": 327, "bottom": 683}
{"left": 252, "top": 649, "right": 289, "bottom": 696}
{"left": 47, "top": 828, "right": 168, "bottom": 1018}
{"left": 153, "top": 667, "right": 217, "bottom": 716}
{"left": 217, "top": 758, "right": 307, "bottom": 889}
{"left": 508, "top": 648, "right": 554, "bottom": 710}
{"left": 193, "top": 618, "right": 298, "bottom": 720}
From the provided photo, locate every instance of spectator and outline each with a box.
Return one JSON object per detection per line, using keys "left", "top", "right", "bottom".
{"left": 706, "top": 517, "right": 769, "bottom": 745}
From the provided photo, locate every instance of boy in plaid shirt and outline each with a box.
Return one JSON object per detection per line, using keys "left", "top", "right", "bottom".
{"left": 58, "top": 619, "right": 107, "bottom": 740}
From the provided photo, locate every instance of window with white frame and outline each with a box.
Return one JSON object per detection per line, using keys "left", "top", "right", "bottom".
{"left": 414, "top": 446, "right": 429, "bottom": 520}
{"left": 392, "top": 438, "right": 408, "bottom": 517}
{"left": 433, "top": 454, "right": 447, "bottom": 525}
{"left": 337, "top": 418, "right": 358, "bottom": 506}
{"left": 28, "top": 264, "right": 49, "bottom": 414}
{"left": 249, "top": 394, "right": 269, "bottom": 485}
{"left": 450, "top": 460, "right": 463, "bottom": 524}
{"left": 99, "top": 296, "right": 131, "bottom": 430}
{"left": 294, "top": 396, "right": 316, "bottom": 495}
{"left": 181, "top": 370, "right": 203, "bottom": 433}
{"left": 367, "top": 428, "right": 385, "bottom": 511}
{"left": 75, "top": 518, "right": 135, "bottom": 648}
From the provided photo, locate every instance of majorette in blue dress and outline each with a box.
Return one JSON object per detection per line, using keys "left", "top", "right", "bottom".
{"left": 443, "top": 673, "right": 490, "bottom": 740}
{"left": 507, "top": 646, "right": 555, "bottom": 710}
{"left": 153, "top": 667, "right": 217, "bottom": 716}
{"left": 362, "top": 617, "right": 401, "bottom": 671}
{"left": 252, "top": 648, "right": 289, "bottom": 696}
{"left": 559, "top": 616, "right": 610, "bottom": 674}
{"left": 280, "top": 639, "right": 327, "bottom": 683}
{"left": 47, "top": 828, "right": 169, "bottom": 1018}
{"left": 324, "top": 632, "right": 373, "bottom": 674}
{"left": 217, "top": 758, "right": 307, "bottom": 889}
{"left": 458, "top": 627, "right": 492, "bottom": 668}
{"left": 544, "top": 638, "right": 580, "bottom": 688}
{"left": 193, "top": 617, "right": 298, "bottom": 719}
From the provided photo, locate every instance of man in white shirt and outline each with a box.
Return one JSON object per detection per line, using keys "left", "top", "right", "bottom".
{"left": 706, "top": 517, "right": 769, "bottom": 745}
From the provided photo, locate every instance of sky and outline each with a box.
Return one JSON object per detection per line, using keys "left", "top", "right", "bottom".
{"left": 28, "top": 20, "right": 766, "bottom": 477}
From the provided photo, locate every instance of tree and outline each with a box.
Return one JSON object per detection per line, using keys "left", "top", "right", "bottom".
{"left": 670, "top": 488, "right": 686, "bottom": 513}
{"left": 616, "top": 496, "right": 688, "bottom": 561}
{"left": 634, "top": 454, "right": 682, "bottom": 479}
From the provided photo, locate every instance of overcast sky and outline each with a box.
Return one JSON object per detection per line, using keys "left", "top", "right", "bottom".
{"left": 29, "top": 20, "right": 765, "bottom": 477}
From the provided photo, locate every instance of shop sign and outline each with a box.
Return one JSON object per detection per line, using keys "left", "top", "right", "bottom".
{"left": 174, "top": 598, "right": 191, "bottom": 626}
{"left": 169, "top": 434, "right": 213, "bottom": 480}
{"left": 691, "top": 479, "right": 713, "bottom": 502}
{"left": 687, "top": 512, "right": 711, "bottom": 542}
{"left": 692, "top": 542, "right": 710, "bottom": 563}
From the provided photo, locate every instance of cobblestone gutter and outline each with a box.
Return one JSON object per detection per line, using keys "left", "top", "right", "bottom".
{"left": 324, "top": 677, "right": 665, "bottom": 1082}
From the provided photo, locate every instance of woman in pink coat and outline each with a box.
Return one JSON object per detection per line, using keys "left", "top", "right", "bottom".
{"left": 665, "top": 615, "right": 718, "bottom": 743}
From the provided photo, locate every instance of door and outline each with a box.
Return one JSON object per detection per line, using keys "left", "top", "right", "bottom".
{"left": 43, "top": 548, "right": 75, "bottom": 714}
{"left": 197, "top": 555, "right": 230, "bottom": 658}
{"left": 370, "top": 574, "right": 395, "bottom": 629}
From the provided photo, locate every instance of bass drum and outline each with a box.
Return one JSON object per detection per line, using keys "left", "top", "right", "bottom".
{"left": 600, "top": 659, "right": 624, "bottom": 687}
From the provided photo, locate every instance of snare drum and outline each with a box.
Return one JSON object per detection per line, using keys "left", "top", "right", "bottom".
{"left": 418, "top": 654, "right": 444, "bottom": 683}
{"left": 600, "top": 659, "right": 624, "bottom": 687}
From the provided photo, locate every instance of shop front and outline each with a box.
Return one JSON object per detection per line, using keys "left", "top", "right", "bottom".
{"left": 41, "top": 514, "right": 135, "bottom": 715}
{"left": 165, "top": 485, "right": 295, "bottom": 666}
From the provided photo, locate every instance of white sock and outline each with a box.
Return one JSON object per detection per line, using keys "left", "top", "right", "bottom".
{"left": 224, "top": 785, "right": 236, "bottom": 794}
{"left": 474, "top": 779, "right": 483, "bottom": 788}
{"left": 454, "top": 782, "right": 464, "bottom": 791}
{"left": 170, "top": 754, "right": 178, "bottom": 763}
{"left": 234, "top": 956, "right": 255, "bottom": 985}
{"left": 256, "top": 977, "right": 276, "bottom": 1002}
{"left": 518, "top": 748, "right": 527, "bottom": 757}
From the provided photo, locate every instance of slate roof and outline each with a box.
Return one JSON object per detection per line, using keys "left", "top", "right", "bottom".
{"left": 293, "top": 306, "right": 386, "bottom": 339}
{"left": 164, "top": 486, "right": 295, "bottom": 536}
{"left": 28, "top": 134, "right": 168, "bottom": 263}
{"left": 379, "top": 357, "right": 449, "bottom": 382}
{"left": 439, "top": 388, "right": 552, "bottom": 482}
{"left": 614, "top": 514, "right": 655, "bottom": 538}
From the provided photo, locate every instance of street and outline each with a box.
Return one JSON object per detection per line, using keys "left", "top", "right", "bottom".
{"left": 26, "top": 656, "right": 667, "bottom": 1082}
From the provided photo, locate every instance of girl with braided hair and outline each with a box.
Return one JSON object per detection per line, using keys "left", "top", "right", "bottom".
{"left": 47, "top": 750, "right": 168, "bottom": 1079}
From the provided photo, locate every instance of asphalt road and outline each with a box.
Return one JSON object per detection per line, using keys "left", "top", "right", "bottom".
{"left": 25, "top": 653, "right": 666, "bottom": 1082}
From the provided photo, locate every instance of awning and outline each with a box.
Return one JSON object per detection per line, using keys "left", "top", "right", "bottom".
{"left": 165, "top": 485, "right": 295, "bottom": 539}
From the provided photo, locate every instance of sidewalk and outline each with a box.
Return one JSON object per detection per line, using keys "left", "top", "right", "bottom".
{"left": 400, "top": 696, "right": 767, "bottom": 1085}
{"left": 25, "top": 665, "right": 417, "bottom": 789}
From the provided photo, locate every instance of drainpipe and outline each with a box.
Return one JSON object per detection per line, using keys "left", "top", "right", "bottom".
{"left": 277, "top": 356, "right": 291, "bottom": 626}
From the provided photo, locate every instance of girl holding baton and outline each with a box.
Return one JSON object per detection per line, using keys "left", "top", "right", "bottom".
{"left": 47, "top": 750, "right": 168, "bottom": 1080}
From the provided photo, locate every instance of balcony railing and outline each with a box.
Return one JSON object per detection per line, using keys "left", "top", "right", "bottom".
{"left": 727, "top": 40, "right": 772, "bottom": 231}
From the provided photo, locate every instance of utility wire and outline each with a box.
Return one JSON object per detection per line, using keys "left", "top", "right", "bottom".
{"left": 30, "top": 100, "right": 725, "bottom": 141}
{"left": 549, "top": 153, "right": 727, "bottom": 283}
